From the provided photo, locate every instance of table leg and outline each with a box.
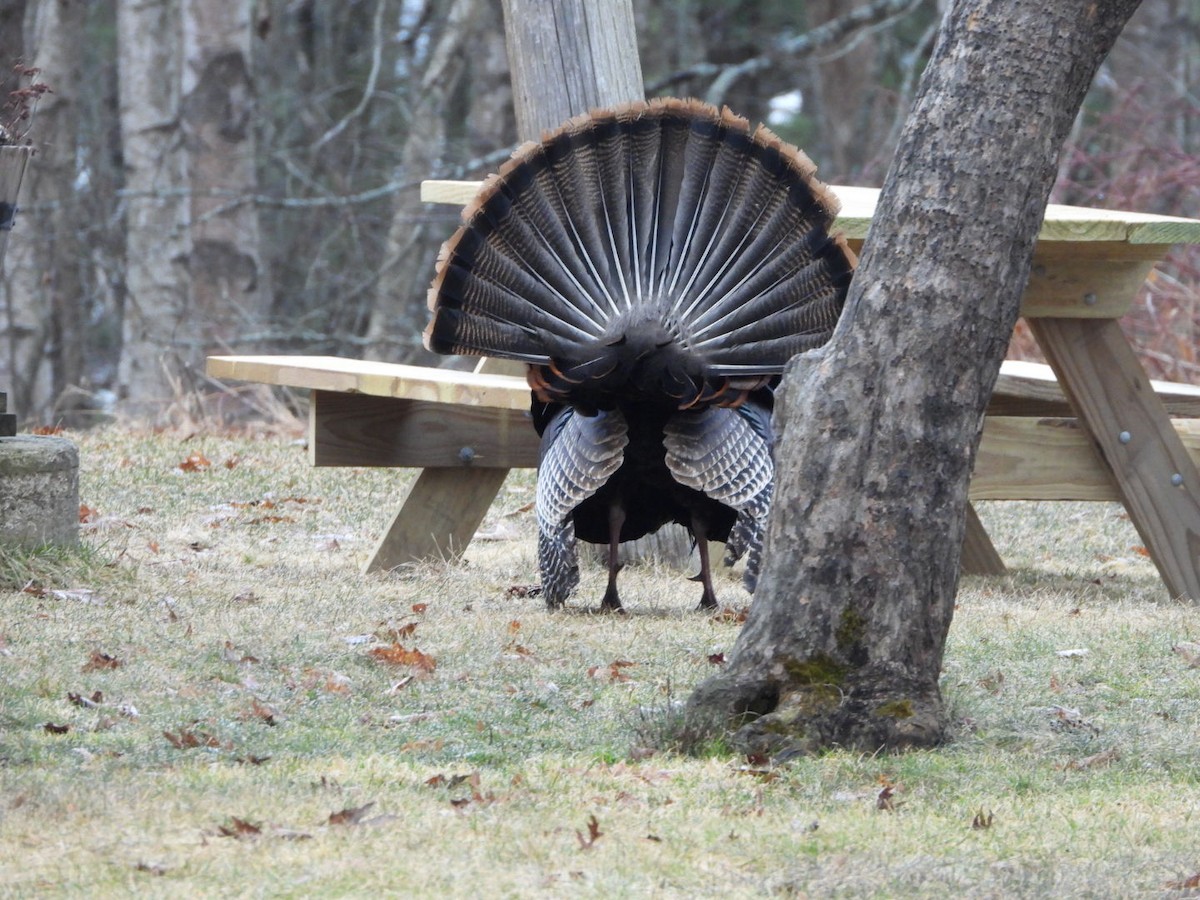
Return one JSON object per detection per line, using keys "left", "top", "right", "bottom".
{"left": 961, "top": 502, "right": 1007, "bottom": 576}
{"left": 1029, "top": 317, "right": 1200, "bottom": 601}
{"left": 364, "top": 467, "right": 511, "bottom": 574}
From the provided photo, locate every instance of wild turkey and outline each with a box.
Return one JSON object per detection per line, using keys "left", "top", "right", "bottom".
{"left": 425, "top": 98, "right": 855, "bottom": 611}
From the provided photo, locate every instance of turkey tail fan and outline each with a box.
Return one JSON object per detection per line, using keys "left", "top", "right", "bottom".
{"left": 425, "top": 98, "right": 857, "bottom": 406}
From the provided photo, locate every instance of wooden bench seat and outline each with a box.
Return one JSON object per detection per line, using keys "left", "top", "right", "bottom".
{"left": 207, "top": 352, "right": 1200, "bottom": 524}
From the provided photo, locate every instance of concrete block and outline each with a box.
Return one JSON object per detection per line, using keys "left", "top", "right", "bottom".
{"left": 0, "top": 435, "right": 80, "bottom": 550}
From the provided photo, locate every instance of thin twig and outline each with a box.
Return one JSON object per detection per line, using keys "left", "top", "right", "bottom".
{"left": 311, "top": 0, "right": 387, "bottom": 153}
{"left": 644, "top": 0, "right": 929, "bottom": 105}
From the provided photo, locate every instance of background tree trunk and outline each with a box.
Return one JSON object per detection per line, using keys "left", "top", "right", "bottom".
{"left": 0, "top": 0, "right": 25, "bottom": 69}
{"left": 687, "top": 0, "right": 1144, "bottom": 756}
{"left": 117, "top": 0, "right": 190, "bottom": 416}
{"left": 118, "top": 0, "right": 262, "bottom": 420}
{"left": 180, "top": 0, "right": 266, "bottom": 360}
{"left": 3, "top": 0, "right": 84, "bottom": 422}
{"left": 365, "top": 0, "right": 484, "bottom": 363}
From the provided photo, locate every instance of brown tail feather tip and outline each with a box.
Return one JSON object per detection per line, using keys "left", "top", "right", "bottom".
{"left": 437, "top": 97, "right": 846, "bottom": 261}
{"left": 421, "top": 318, "right": 437, "bottom": 352}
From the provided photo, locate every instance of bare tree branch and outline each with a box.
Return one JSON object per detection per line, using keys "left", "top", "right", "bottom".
{"left": 704, "top": 0, "right": 927, "bottom": 106}
{"left": 645, "top": 0, "right": 928, "bottom": 102}
{"left": 311, "top": 0, "right": 387, "bottom": 153}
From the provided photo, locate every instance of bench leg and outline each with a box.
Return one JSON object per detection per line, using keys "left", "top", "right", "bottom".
{"left": 364, "top": 467, "right": 510, "bottom": 574}
{"left": 1030, "top": 317, "right": 1200, "bottom": 601}
{"left": 961, "top": 502, "right": 1007, "bottom": 576}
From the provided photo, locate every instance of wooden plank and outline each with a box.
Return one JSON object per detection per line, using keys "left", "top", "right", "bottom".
{"left": 309, "top": 391, "right": 540, "bottom": 469}
{"left": 207, "top": 355, "right": 530, "bottom": 409}
{"left": 1029, "top": 317, "right": 1200, "bottom": 601}
{"left": 971, "top": 416, "right": 1200, "bottom": 501}
{"left": 209, "top": 353, "right": 1200, "bottom": 420}
{"left": 989, "top": 360, "right": 1200, "bottom": 418}
{"left": 364, "top": 467, "right": 511, "bottom": 573}
{"left": 1019, "top": 256, "right": 1157, "bottom": 318}
{"left": 421, "top": 180, "right": 1200, "bottom": 246}
{"left": 961, "top": 502, "right": 1007, "bottom": 576}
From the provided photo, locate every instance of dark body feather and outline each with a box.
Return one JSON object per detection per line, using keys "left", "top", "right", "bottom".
{"left": 426, "top": 99, "right": 855, "bottom": 610}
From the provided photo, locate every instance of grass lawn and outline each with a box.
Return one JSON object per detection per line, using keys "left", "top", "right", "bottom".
{"left": 2, "top": 425, "right": 1199, "bottom": 897}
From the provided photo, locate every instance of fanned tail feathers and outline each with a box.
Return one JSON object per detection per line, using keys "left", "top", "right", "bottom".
{"left": 426, "top": 98, "right": 856, "bottom": 408}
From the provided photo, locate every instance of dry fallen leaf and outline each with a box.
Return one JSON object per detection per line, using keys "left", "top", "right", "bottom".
{"left": 401, "top": 738, "right": 445, "bottom": 753}
{"left": 217, "top": 816, "right": 262, "bottom": 839}
{"left": 163, "top": 727, "right": 229, "bottom": 751}
{"left": 712, "top": 606, "right": 749, "bottom": 624}
{"left": 178, "top": 452, "right": 211, "bottom": 472}
{"left": 327, "top": 801, "right": 376, "bottom": 826}
{"left": 1061, "top": 747, "right": 1120, "bottom": 771}
{"left": 1165, "top": 872, "right": 1200, "bottom": 891}
{"left": 234, "top": 754, "right": 272, "bottom": 766}
{"left": 576, "top": 814, "right": 603, "bottom": 850}
{"left": 50, "top": 588, "right": 105, "bottom": 605}
{"left": 876, "top": 785, "right": 900, "bottom": 812}
{"left": 588, "top": 660, "right": 636, "bottom": 682}
{"left": 242, "top": 698, "right": 279, "bottom": 726}
{"left": 368, "top": 643, "right": 436, "bottom": 672}
{"left": 1046, "top": 705, "right": 1100, "bottom": 735}
{"left": 82, "top": 650, "right": 123, "bottom": 672}
{"left": 1171, "top": 641, "right": 1200, "bottom": 668}
{"left": 378, "top": 622, "right": 417, "bottom": 641}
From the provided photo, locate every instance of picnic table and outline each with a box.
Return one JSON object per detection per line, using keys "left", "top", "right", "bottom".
{"left": 207, "top": 183, "right": 1200, "bottom": 600}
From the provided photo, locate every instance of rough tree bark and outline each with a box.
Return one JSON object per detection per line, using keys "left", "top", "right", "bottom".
{"left": 118, "top": 0, "right": 262, "bottom": 420}
{"left": 117, "top": 0, "right": 190, "bottom": 415}
{"left": 687, "top": 0, "right": 1144, "bottom": 755}
{"left": 3, "top": 0, "right": 85, "bottom": 422}
{"left": 179, "top": 0, "right": 265, "bottom": 357}
{"left": 366, "top": 0, "right": 482, "bottom": 362}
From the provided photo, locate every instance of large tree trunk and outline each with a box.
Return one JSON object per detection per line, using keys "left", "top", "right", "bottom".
{"left": 118, "top": 0, "right": 262, "bottom": 420}
{"left": 179, "top": 0, "right": 265, "bottom": 356}
{"left": 117, "top": 0, "right": 189, "bottom": 415}
{"left": 687, "top": 0, "right": 1143, "bottom": 756}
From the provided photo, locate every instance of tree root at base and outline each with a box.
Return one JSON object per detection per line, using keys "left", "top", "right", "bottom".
{"left": 686, "top": 670, "right": 947, "bottom": 759}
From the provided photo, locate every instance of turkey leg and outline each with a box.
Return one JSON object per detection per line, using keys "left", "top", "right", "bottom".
{"left": 600, "top": 503, "right": 626, "bottom": 612}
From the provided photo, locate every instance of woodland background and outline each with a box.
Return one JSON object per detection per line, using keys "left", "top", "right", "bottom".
{"left": 1, "top": 0, "right": 1197, "bottom": 426}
